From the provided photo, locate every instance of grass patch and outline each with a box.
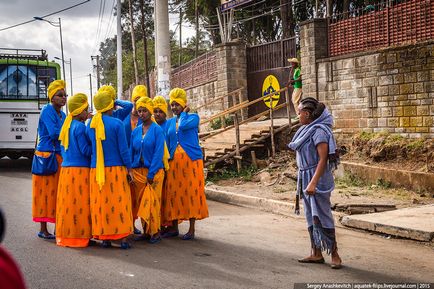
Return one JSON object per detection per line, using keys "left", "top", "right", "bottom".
{"left": 207, "top": 166, "right": 258, "bottom": 182}
{"left": 336, "top": 173, "right": 366, "bottom": 188}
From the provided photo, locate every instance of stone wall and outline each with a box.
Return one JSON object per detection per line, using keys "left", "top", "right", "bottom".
{"left": 300, "top": 19, "right": 434, "bottom": 138}
{"left": 174, "top": 42, "right": 248, "bottom": 127}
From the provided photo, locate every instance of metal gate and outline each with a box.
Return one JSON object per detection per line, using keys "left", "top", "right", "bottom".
{"left": 246, "top": 37, "right": 297, "bottom": 118}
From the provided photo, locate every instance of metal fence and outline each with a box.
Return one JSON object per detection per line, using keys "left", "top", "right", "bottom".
{"left": 246, "top": 37, "right": 297, "bottom": 73}
{"left": 170, "top": 51, "right": 217, "bottom": 89}
{"left": 328, "top": 0, "right": 434, "bottom": 57}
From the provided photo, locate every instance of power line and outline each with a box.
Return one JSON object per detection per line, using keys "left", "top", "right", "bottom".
{"left": 0, "top": 0, "right": 91, "bottom": 32}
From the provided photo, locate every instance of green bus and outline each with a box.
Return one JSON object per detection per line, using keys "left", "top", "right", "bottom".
{"left": 0, "top": 48, "right": 61, "bottom": 159}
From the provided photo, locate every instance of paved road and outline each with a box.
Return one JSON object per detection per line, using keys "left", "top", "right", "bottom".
{"left": 1, "top": 158, "right": 433, "bottom": 289}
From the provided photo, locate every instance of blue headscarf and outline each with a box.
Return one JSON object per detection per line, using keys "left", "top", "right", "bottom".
{"left": 289, "top": 108, "right": 339, "bottom": 170}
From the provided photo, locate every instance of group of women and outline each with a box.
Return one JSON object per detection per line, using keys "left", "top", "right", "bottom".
{"left": 32, "top": 80, "right": 208, "bottom": 249}
{"left": 32, "top": 78, "right": 342, "bottom": 269}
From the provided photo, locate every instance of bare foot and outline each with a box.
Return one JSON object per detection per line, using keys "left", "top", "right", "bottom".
{"left": 331, "top": 253, "right": 342, "bottom": 269}
{"left": 298, "top": 255, "right": 325, "bottom": 263}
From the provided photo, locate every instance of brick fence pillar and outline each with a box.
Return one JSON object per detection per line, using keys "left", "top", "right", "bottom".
{"left": 300, "top": 19, "right": 328, "bottom": 99}
{"left": 214, "top": 42, "right": 248, "bottom": 109}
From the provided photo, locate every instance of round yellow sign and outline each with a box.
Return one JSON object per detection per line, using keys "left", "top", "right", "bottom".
{"left": 262, "top": 75, "right": 280, "bottom": 108}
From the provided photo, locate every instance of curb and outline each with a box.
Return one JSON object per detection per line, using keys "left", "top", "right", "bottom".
{"left": 205, "top": 186, "right": 434, "bottom": 243}
{"left": 205, "top": 186, "right": 301, "bottom": 218}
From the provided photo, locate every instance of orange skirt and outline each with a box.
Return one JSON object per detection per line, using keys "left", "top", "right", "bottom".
{"left": 162, "top": 146, "right": 209, "bottom": 223}
{"left": 56, "top": 167, "right": 91, "bottom": 248}
{"left": 132, "top": 168, "right": 164, "bottom": 235}
{"left": 90, "top": 166, "right": 133, "bottom": 240}
{"left": 32, "top": 152, "right": 62, "bottom": 223}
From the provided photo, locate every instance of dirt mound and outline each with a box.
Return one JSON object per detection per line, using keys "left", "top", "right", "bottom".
{"left": 347, "top": 132, "right": 434, "bottom": 172}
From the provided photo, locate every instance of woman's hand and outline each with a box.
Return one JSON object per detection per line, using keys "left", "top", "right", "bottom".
{"left": 127, "top": 170, "right": 134, "bottom": 185}
{"left": 183, "top": 106, "right": 190, "bottom": 113}
{"left": 147, "top": 178, "right": 154, "bottom": 185}
{"left": 305, "top": 182, "right": 316, "bottom": 195}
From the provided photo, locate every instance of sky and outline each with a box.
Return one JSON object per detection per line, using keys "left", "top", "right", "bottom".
{"left": 0, "top": 0, "right": 194, "bottom": 99}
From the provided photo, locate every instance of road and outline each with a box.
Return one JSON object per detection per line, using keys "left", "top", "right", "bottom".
{"left": 0, "top": 158, "right": 433, "bottom": 289}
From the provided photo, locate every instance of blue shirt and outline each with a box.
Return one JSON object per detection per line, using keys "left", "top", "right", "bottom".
{"left": 112, "top": 99, "right": 133, "bottom": 121}
{"left": 61, "top": 120, "right": 92, "bottom": 167}
{"left": 158, "top": 119, "right": 168, "bottom": 136}
{"left": 86, "top": 115, "right": 132, "bottom": 169}
{"left": 166, "top": 112, "right": 203, "bottom": 161}
{"left": 123, "top": 113, "right": 142, "bottom": 148}
{"left": 36, "top": 104, "right": 66, "bottom": 153}
{"left": 130, "top": 122, "right": 165, "bottom": 179}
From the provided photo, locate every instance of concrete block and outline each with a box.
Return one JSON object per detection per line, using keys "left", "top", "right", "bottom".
{"left": 400, "top": 117, "right": 410, "bottom": 127}
{"left": 393, "top": 74, "right": 404, "bottom": 84}
{"left": 379, "top": 75, "right": 393, "bottom": 86}
{"left": 387, "top": 117, "right": 399, "bottom": 127}
{"left": 403, "top": 106, "right": 417, "bottom": 116}
{"left": 417, "top": 106, "right": 430, "bottom": 116}
{"left": 409, "top": 116, "right": 423, "bottom": 127}
{"left": 400, "top": 84, "right": 414, "bottom": 94}
{"left": 404, "top": 72, "right": 417, "bottom": 83}
{"left": 377, "top": 86, "right": 389, "bottom": 96}
{"left": 393, "top": 107, "right": 403, "bottom": 117}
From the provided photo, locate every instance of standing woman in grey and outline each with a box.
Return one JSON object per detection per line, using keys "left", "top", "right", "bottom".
{"left": 288, "top": 97, "right": 342, "bottom": 269}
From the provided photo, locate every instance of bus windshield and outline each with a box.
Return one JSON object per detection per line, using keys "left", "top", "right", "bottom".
{"left": 0, "top": 64, "right": 57, "bottom": 100}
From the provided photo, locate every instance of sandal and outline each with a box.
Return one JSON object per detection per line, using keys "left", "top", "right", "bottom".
{"left": 37, "top": 232, "right": 55, "bottom": 240}
{"left": 297, "top": 257, "right": 325, "bottom": 264}
{"left": 134, "top": 234, "right": 151, "bottom": 241}
{"left": 181, "top": 232, "right": 195, "bottom": 241}
{"left": 101, "top": 241, "right": 112, "bottom": 248}
{"left": 120, "top": 242, "right": 131, "bottom": 249}
{"left": 148, "top": 235, "right": 161, "bottom": 244}
{"left": 161, "top": 230, "right": 179, "bottom": 238}
{"left": 133, "top": 228, "right": 141, "bottom": 235}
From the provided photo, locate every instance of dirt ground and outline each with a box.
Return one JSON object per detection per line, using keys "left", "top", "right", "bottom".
{"left": 207, "top": 149, "right": 434, "bottom": 210}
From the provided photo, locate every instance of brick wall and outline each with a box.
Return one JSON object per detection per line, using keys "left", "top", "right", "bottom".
{"left": 300, "top": 19, "right": 434, "bottom": 139}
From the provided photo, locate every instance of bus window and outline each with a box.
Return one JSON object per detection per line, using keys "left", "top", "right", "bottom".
{"left": 7, "top": 65, "right": 18, "bottom": 98}
{"left": 28, "top": 66, "right": 37, "bottom": 98}
{"left": 0, "top": 65, "right": 7, "bottom": 98}
{"left": 17, "top": 66, "right": 28, "bottom": 98}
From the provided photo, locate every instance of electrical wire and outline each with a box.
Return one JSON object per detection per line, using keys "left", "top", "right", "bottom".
{"left": 0, "top": 0, "right": 91, "bottom": 32}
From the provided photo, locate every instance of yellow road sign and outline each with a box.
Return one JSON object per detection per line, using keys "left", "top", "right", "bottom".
{"left": 262, "top": 75, "right": 280, "bottom": 108}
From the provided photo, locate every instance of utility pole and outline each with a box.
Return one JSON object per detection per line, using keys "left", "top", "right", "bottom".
{"left": 155, "top": 0, "right": 171, "bottom": 97}
{"left": 195, "top": 0, "right": 199, "bottom": 58}
{"left": 89, "top": 73, "right": 93, "bottom": 111}
{"left": 128, "top": 0, "right": 139, "bottom": 85}
{"left": 91, "top": 55, "right": 101, "bottom": 89}
{"left": 116, "top": 0, "right": 123, "bottom": 99}
{"left": 179, "top": 8, "right": 182, "bottom": 67}
{"left": 140, "top": 0, "right": 150, "bottom": 91}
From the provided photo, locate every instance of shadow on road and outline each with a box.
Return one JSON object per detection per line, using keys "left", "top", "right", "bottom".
{"left": 0, "top": 157, "right": 32, "bottom": 177}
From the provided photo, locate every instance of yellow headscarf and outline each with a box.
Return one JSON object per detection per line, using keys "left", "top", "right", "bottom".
{"left": 47, "top": 80, "right": 66, "bottom": 101}
{"left": 132, "top": 85, "right": 148, "bottom": 103}
{"left": 98, "top": 85, "right": 116, "bottom": 101}
{"left": 59, "top": 93, "right": 89, "bottom": 150}
{"left": 152, "top": 95, "right": 168, "bottom": 115}
{"left": 136, "top": 96, "right": 170, "bottom": 171}
{"left": 169, "top": 88, "right": 187, "bottom": 108}
{"left": 90, "top": 91, "right": 115, "bottom": 190}
{"left": 136, "top": 96, "right": 154, "bottom": 114}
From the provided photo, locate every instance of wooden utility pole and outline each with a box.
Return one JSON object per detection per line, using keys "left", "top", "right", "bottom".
{"left": 140, "top": 0, "right": 150, "bottom": 91}
{"left": 129, "top": 0, "right": 139, "bottom": 85}
{"left": 326, "top": 0, "right": 333, "bottom": 17}
{"left": 195, "top": 0, "right": 199, "bottom": 58}
{"left": 179, "top": 8, "right": 182, "bottom": 67}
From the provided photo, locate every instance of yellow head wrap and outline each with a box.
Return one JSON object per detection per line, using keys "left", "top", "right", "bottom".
{"left": 136, "top": 96, "right": 154, "bottom": 114}
{"left": 59, "top": 93, "right": 89, "bottom": 151}
{"left": 136, "top": 96, "right": 170, "bottom": 171}
{"left": 152, "top": 95, "right": 168, "bottom": 115}
{"left": 169, "top": 88, "right": 187, "bottom": 108}
{"left": 90, "top": 91, "right": 115, "bottom": 189}
{"left": 98, "top": 85, "right": 116, "bottom": 101}
{"left": 47, "top": 80, "right": 66, "bottom": 101}
{"left": 131, "top": 85, "right": 148, "bottom": 103}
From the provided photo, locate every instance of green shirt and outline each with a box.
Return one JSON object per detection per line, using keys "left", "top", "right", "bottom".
{"left": 293, "top": 67, "right": 302, "bottom": 89}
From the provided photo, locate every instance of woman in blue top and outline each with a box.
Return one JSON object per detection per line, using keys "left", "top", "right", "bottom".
{"left": 97, "top": 85, "right": 133, "bottom": 121}
{"left": 32, "top": 80, "right": 66, "bottom": 239}
{"left": 87, "top": 90, "right": 134, "bottom": 249}
{"left": 288, "top": 97, "right": 342, "bottom": 269}
{"left": 57, "top": 93, "right": 92, "bottom": 247}
{"left": 130, "top": 97, "right": 165, "bottom": 244}
{"left": 161, "top": 88, "right": 209, "bottom": 240}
